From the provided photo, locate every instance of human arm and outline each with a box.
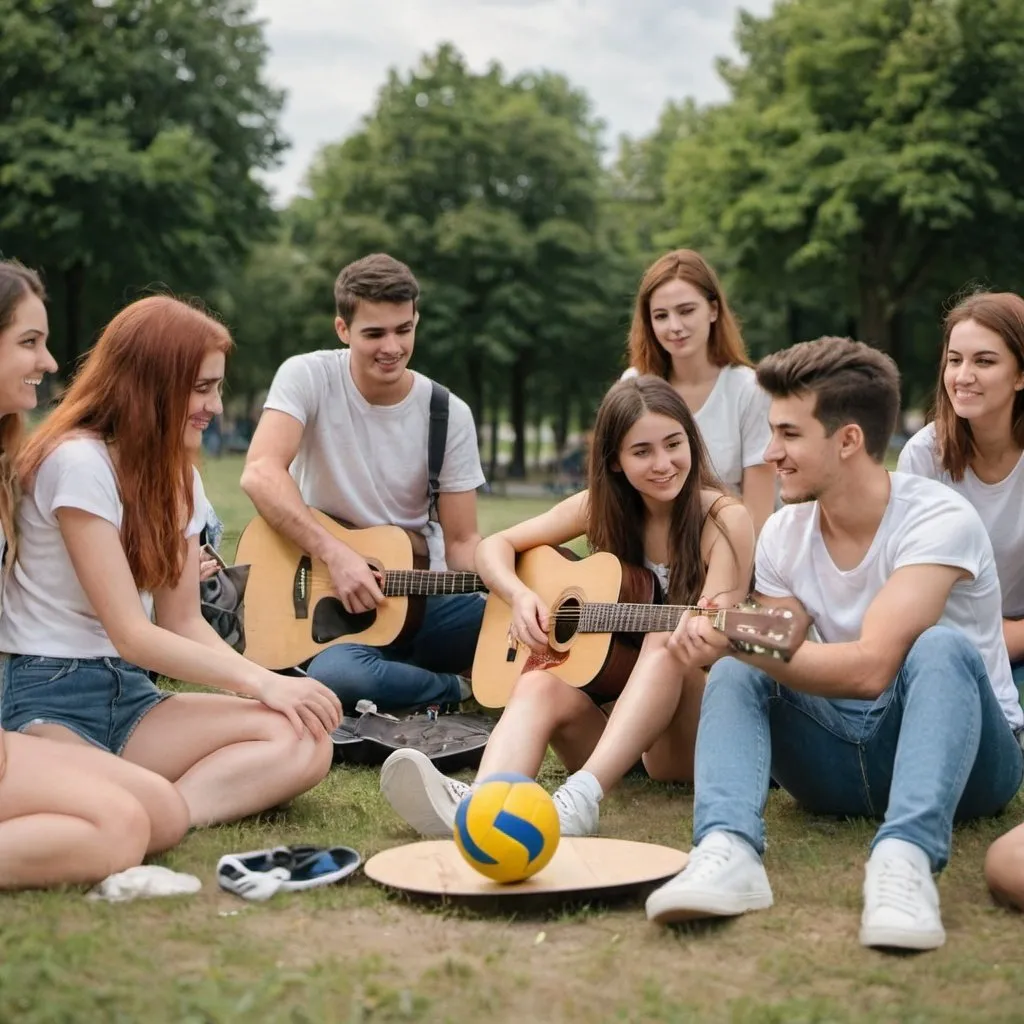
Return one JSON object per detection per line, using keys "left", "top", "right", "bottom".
{"left": 0, "top": 729, "right": 6, "bottom": 785}
{"left": 668, "top": 564, "right": 966, "bottom": 698}
{"left": 737, "top": 373, "right": 775, "bottom": 538}
{"left": 698, "top": 498, "right": 756, "bottom": 608}
{"left": 474, "top": 490, "right": 589, "bottom": 650}
{"left": 60, "top": 508, "right": 340, "bottom": 738}
{"left": 737, "top": 465, "right": 774, "bottom": 542}
{"left": 1004, "top": 617, "right": 1024, "bottom": 661}
{"left": 240, "top": 408, "right": 384, "bottom": 614}
{"left": 438, "top": 490, "right": 482, "bottom": 572}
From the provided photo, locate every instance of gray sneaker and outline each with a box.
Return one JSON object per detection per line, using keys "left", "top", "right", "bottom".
{"left": 379, "top": 748, "right": 471, "bottom": 836}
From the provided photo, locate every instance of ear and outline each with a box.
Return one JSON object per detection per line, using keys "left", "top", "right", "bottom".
{"left": 708, "top": 299, "right": 719, "bottom": 324}
{"left": 413, "top": 309, "right": 421, "bottom": 329}
{"left": 610, "top": 456, "right": 622, "bottom": 473}
{"left": 335, "top": 316, "right": 351, "bottom": 346}
{"left": 836, "top": 423, "right": 865, "bottom": 460}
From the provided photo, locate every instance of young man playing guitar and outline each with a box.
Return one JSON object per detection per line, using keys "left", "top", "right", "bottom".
{"left": 241, "top": 254, "right": 486, "bottom": 710}
{"left": 645, "top": 337, "right": 1024, "bottom": 952}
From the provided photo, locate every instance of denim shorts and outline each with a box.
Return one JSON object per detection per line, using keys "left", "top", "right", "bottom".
{"left": 1, "top": 655, "right": 171, "bottom": 754}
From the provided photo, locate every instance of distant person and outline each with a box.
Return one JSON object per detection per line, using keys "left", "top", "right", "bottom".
{"left": 645, "top": 337, "right": 1022, "bottom": 952}
{"left": 0, "top": 295, "right": 339, "bottom": 831}
{"left": 622, "top": 250, "right": 774, "bottom": 535}
{"left": 241, "top": 253, "right": 486, "bottom": 711}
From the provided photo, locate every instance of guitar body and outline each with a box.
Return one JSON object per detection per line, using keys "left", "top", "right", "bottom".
{"left": 471, "top": 546, "right": 658, "bottom": 709}
{"left": 235, "top": 510, "right": 424, "bottom": 670}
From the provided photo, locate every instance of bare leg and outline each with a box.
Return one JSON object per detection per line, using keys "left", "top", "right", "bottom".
{"left": 474, "top": 670, "right": 608, "bottom": 781}
{"left": 121, "top": 693, "right": 333, "bottom": 826}
{"left": 985, "top": 822, "right": 1024, "bottom": 910}
{"left": 579, "top": 636, "right": 704, "bottom": 793}
{"left": 0, "top": 732, "right": 159, "bottom": 889}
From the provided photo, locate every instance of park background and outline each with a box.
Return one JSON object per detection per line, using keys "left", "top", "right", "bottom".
{"left": 3, "top": 1, "right": 1024, "bottom": 1021}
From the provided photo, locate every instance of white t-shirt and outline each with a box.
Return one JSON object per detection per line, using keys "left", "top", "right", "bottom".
{"left": 897, "top": 422, "right": 1024, "bottom": 619}
{"left": 622, "top": 365, "right": 771, "bottom": 493}
{"left": 264, "top": 349, "right": 485, "bottom": 570}
{"left": 0, "top": 438, "right": 207, "bottom": 658}
{"left": 755, "top": 472, "right": 1022, "bottom": 729}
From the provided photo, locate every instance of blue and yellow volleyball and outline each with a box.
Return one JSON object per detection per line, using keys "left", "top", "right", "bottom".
{"left": 453, "top": 773, "right": 560, "bottom": 883}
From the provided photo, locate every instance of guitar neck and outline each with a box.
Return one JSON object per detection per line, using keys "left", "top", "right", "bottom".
{"left": 380, "top": 570, "right": 486, "bottom": 598}
{"left": 578, "top": 602, "right": 715, "bottom": 634}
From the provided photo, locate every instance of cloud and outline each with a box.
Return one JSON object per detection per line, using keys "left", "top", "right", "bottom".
{"left": 253, "top": 0, "right": 775, "bottom": 202}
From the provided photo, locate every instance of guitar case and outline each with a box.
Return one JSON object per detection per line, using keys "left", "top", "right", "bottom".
{"left": 331, "top": 706, "right": 495, "bottom": 773}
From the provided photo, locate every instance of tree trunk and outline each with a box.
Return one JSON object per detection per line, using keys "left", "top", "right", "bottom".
{"left": 488, "top": 402, "right": 500, "bottom": 481}
{"left": 857, "top": 279, "right": 893, "bottom": 354}
{"left": 63, "top": 262, "right": 85, "bottom": 372}
{"left": 554, "top": 383, "right": 570, "bottom": 454}
{"left": 466, "top": 354, "right": 485, "bottom": 448}
{"left": 508, "top": 356, "right": 528, "bottom": 479}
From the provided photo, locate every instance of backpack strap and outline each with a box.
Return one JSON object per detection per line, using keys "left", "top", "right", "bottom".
{"left": 427, "top": 381, "right": 450, "bottom": 523}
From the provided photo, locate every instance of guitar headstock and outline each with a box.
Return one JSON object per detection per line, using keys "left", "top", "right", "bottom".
{"left": 714, "top": 602, "right": 803, "bottom": 662}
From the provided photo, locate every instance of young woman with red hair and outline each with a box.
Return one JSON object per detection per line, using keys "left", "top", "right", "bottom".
{"left": 0, "top": 294, "right": 340, "bottom": 830}
{"left": 0, "top": 263, "right": 190, "bottom": 888}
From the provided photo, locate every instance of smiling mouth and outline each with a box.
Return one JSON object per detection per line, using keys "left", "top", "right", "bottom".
{"left": 23, "top": 378, "right": 42, "bottom": 385}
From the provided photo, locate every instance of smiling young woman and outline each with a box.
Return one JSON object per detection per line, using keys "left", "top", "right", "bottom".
{"left": 622, "top": 250, "right": 775, "bottom": 536}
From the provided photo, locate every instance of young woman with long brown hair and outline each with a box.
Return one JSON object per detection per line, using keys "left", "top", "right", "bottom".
{"left": 624, "top": 250, "right": 775, "bottom": 535}
{"left": 0, "top": 262, "right": 190, "bottom": 889}
{"left": 0, "top": 294, "right": 341, "bottom": 831}
{"left": 379, "top": 374, "right": 755, "bottom": 837}
{"left": 896, "top": 290, "right": 1024, "bottom": 914}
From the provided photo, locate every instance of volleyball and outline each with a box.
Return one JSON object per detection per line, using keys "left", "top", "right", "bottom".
{"left": 453, "top": 772, "right": 561, "bottom": 883}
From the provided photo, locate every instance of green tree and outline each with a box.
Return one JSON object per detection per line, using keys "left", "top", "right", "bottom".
{"left": 0, "top": 0, "right": 284, "bottom": 367}
{"left": 658, "top": 0, "right": 1024, "bottom": 377}
{"left": 303, "top": 44, "right": 618, "bottom": 478}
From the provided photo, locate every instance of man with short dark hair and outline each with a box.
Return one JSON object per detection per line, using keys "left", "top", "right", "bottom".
{"left": 645, "top": 336, "right": 1024, "bottom": 951}
{"left": 241, "top": 254, "right": 485, "bottom": 710}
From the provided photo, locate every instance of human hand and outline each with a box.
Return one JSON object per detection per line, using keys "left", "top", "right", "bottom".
{"left": 253, "top": 673, "right": 343, "bottom": 738}
{"left": 324, "top": 543, "right": 385, "bottom": 615}
{"left": 666, "top": 596, "right": 731, "bottom": 670}
{"left": 509, "top": 589, "right": 551, "bottom": 652}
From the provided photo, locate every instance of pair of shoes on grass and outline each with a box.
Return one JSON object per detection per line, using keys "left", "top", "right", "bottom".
{"left": 217, "top": 844, "right": 361, "bottom": 902}
{"left": 645, "top": 831, "right": 945, "bottom": 952}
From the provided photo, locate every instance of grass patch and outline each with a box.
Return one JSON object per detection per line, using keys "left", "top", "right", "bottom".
{"left": 2, "top": 454, "right": 1021, "bottom": 1023}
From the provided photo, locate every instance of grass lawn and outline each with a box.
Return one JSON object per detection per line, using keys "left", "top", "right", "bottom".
{"left": 2, "top": 455, "right": 1022, "bottom": 1023}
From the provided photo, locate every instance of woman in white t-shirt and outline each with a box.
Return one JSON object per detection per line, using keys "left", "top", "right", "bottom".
{"left": 0, "top": 262, "right": 194, "bottom": 889}
{"left": 621, "top": 250, "right": 774, "bottom": 535}
{"left": 895, "top": 291, "right": 1024, "bottom": 911}
{"left": 0, "top": 294, "right": 341, "bottom": 834}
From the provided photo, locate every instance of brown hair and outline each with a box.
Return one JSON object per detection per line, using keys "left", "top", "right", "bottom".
{"left": 627, "top": 250, "right": 751, "bottom": 377}
{"left": 756, "top": 337, "right": 900, "bottom": 462}
{"left": 933, "top": 292, "right": 1024, "bottom": 481}
{"left": 586, "top": 374, "right": 739, "bottom": 604}
{"left": 334, "top": 253, "right": 420, "bottom": 323}
{"left": 20, "top": 296, "right": 233, "bottom": 591}
{"left": 0, "top": 260, "right": 47, "bottom": 569}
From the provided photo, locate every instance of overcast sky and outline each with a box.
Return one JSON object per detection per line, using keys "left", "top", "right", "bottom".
{"left": 252, "top": 0, "right": 776, "bottom": 203}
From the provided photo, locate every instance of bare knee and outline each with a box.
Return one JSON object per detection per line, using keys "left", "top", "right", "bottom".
{"left": 985, "top": 828, "right": 1024, "bottom": 909}
{"left": 144, "top": 777, "right": 191, "bottom": 854}
{"left": 91, "top": 791, "right": 152, "bottom": 876}
{"left": 508, "top": 671, "right": 583, "bottom": 724}
{"left": 264, "top": 716, "right": 333, "bottom": 792}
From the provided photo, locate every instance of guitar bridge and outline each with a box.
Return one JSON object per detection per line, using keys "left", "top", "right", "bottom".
{"left": 293, "top": 555, "right": 311, "bottom": 619}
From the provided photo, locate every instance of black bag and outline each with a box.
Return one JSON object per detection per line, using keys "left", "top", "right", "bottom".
{"left": 199, "top": 563, "right": 250, "bottom": 654}
{"left": 330, "top": 705, "right": 494, "bottom": 773}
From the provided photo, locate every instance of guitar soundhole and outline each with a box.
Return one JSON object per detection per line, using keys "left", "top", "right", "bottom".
{"left": 312, "top": 597, "right": 376, "bottom": 643}
{"left": 552, "top": 597, "right": 581, "bottom": 645}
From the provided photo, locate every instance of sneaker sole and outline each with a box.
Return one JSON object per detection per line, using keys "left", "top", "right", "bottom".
{"left": 380, "top": 748, "right": 462, "bottom": 837}
{"left": 858, "top": 923, "right": 946, "bottom": 951}
{"left": 645, "top": 888, "right": 774, "bottom": 924}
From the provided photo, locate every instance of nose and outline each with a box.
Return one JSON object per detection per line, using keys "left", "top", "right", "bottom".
{"left": 208, "top": 391, "right": 223, "bottom": 416}
{"left": 763, "top": 435, "right": 783, "bottom": 464}
{"left": 38, "top": 343, "right": 58, "bottom": 375}
{"left": 668, "top": 312, "right": 685, "bottom": 335}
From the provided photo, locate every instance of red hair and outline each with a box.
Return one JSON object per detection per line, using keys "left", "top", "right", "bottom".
{"left": 20, "top": 296, "right": 233, "bottom": 590}
{"left": 627, "top": 250, "right": 751, "bottom": 376}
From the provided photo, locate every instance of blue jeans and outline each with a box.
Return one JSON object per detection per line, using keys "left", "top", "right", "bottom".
{"left": 306, "top": 593, "right": 484, "bottom": 711}
{"left": 694, "top": 627, "right": 1024, "bottom": 872}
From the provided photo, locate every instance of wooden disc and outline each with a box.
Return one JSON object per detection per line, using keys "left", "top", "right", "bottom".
{"left": 364, "top": 837, "right": 688, "bottom": 900}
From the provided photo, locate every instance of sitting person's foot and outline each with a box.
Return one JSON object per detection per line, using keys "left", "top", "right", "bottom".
{"left": 551, "top": 771, "right": 602, "bottom": 837}
{"left": 645, "top": 830, "right": 774, "bottom": 924}
{"left": 859, "top": 838, "right": 945, "bottom": 951}
{"left": 380, "top": 748, "right": 471, "bottom": 836}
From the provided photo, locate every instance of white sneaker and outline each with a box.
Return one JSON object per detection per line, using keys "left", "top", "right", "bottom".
{"left": 379, "top": 748, "right": 471, "bottom": 836}
{"left": 552, "top": 783, "right": 599, "bottom": 837}
{"left": 859, "top": 841, "right": 945, "bottom": 951}
{"left": 645, "top": 831, "right": 774, "bottom": 924}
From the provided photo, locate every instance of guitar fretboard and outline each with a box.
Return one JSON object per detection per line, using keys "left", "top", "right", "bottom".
{"left": 381, "top": 570, "right": 486, "bottom": 598}
{"left": 578, "top": 602, "right": 712, "bottom": 634}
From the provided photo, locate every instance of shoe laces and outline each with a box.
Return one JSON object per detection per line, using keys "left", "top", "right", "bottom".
{"left": 444, "top": 777, "right": 471, "bottom": 804}
{"left": 872, "top": 857, "right": 928, "bottom": 918}
{"left": 682, "top": 838, "right": 734, "bottom": 882}
{"left": 552, "top": 786, "right": 582, "bottom": 821}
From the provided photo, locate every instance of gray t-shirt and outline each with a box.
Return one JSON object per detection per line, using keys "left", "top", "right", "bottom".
{"left": 263, "top": 349, "right": 485, "bottom": 569}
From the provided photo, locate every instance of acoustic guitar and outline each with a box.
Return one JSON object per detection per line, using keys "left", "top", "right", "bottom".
{"left": 234, "top": 510, "right": 486, "bottom": 670}
{"left": 471, "top": 545, "right": 802, "bottom": 708}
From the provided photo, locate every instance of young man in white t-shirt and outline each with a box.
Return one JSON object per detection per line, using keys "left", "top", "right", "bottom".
{"left": 241, "top": 254, "right": 486, "bottom": 711}
{"left": 644, "top": 337, "right": 1024, "bottom": 951}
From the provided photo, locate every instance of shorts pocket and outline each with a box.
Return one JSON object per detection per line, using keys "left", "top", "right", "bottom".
{"left": 8, "top": 656, "right": 80, "bottom": 689}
